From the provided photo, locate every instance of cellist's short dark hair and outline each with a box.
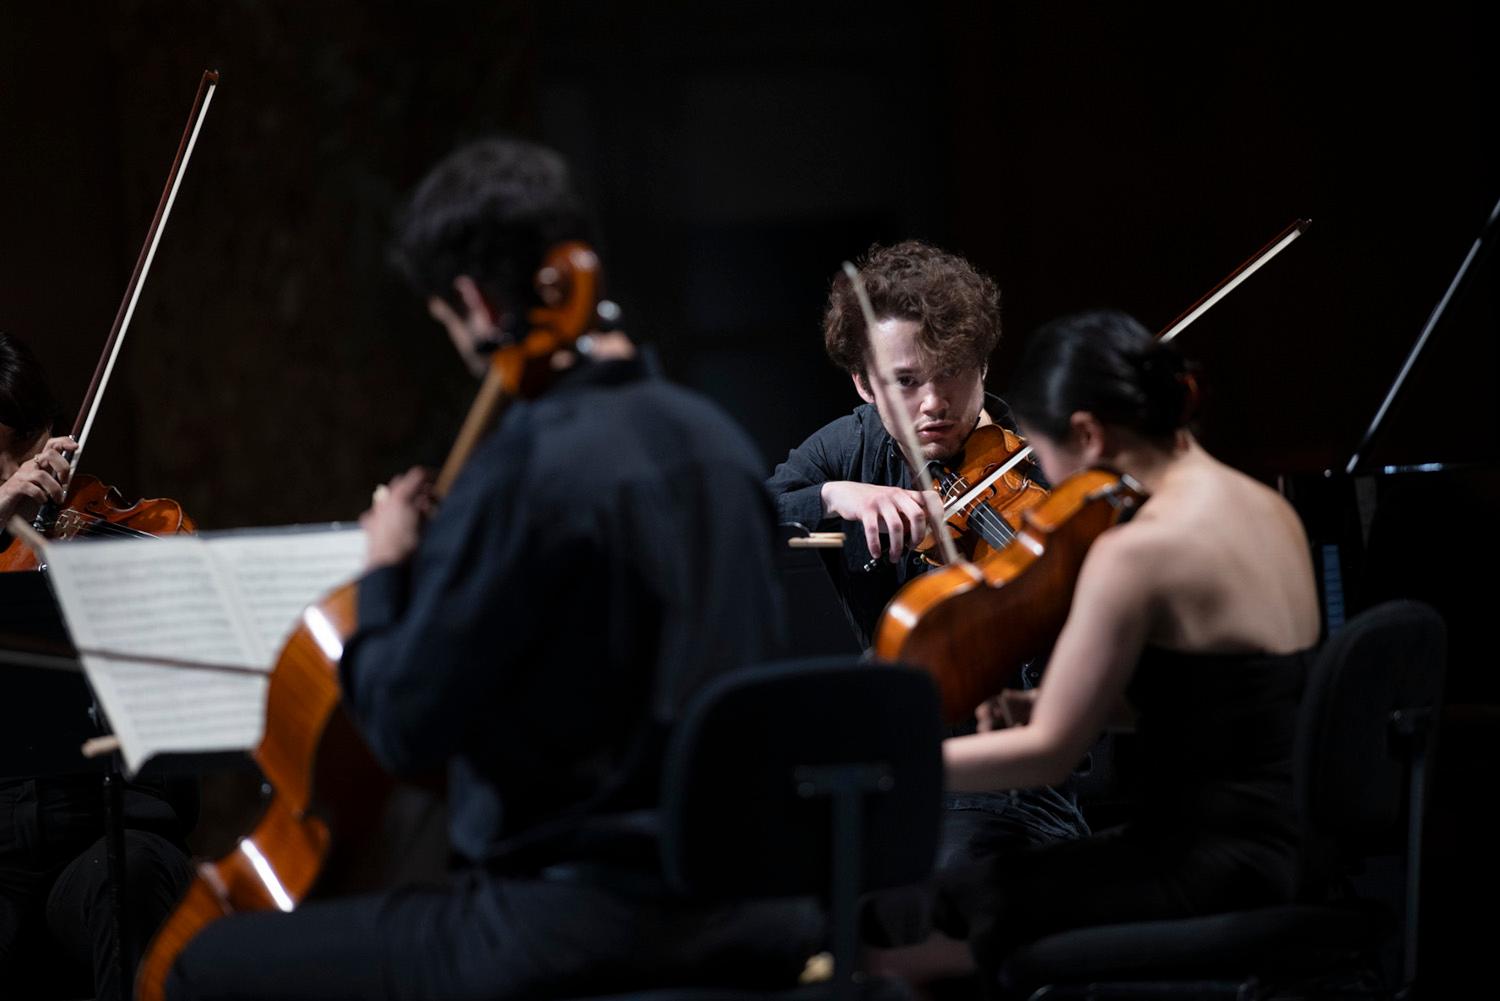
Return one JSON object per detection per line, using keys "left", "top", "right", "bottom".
{"left": 0, "top": 332, "right": 61, "bottom": 445}
{"left": 391, "top": 136, "right": 590, "bottom": 309}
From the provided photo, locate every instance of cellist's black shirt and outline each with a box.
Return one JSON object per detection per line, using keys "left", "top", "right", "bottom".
{"left": 341, "top": 353, "right": 784, "bottom": 866}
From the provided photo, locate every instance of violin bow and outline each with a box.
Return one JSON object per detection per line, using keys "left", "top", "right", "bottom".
{"left": 68, "top": 70, "right": 220, "bottom": 474}
{"left": 843, "top": 262, "right": 967, "bottom": 568}
{"left": 941, "top": 218, "right": 1312, "bottom": 515}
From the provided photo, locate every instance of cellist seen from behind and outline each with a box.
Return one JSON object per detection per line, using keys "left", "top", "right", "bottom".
{"left": 163, "top": 136, "right": 819, "bottom": 1001}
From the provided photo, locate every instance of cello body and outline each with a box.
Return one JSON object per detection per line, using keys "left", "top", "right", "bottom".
{"left": 135, "top": 583, "right": 390, "bottom": 1001}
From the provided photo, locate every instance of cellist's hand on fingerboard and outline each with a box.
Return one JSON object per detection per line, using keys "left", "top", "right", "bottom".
{"left": 361, "top": 466, "right": 435, "bottom": 569}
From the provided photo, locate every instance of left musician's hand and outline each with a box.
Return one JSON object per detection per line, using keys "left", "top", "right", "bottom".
{"left": 976, "top": 688, "right": 1037, "bottom": 732}
{"left": 360, "top": 467, "right": 435, "bottom": 570}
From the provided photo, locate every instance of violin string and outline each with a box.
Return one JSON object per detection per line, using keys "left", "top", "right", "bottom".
{"left": 973, "top": 502, "right": 1015, "bottom": 542}
{"left": 74, "top": 517, "right": 159, "bottom": 541}
{"left": 930, "top": 460, "right": 1016, "bottom": 551}
{"left": 971, "top": 505, "right": 1013, "bottom": 548}
{"left": 935, "top": 460, "right": 1014, "bottom": 548}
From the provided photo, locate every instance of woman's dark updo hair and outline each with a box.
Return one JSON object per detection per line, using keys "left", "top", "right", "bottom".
{"left": 0, "top": 332, "right": 61, "bottom": 445}
{"left": 1007, "top": 310, "right": 1198, "bottom": 443}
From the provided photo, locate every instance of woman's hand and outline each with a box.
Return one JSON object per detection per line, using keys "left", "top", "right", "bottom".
{"left": 0, "top": 435, "right": 75, "bottom": 524}
{"left": 975, "top": 688, "right": 1038, "bottom": 732}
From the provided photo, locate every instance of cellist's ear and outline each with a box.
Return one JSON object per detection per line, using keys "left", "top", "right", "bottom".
{"left": 852, "top": 371, "right": 876, "bottom": 405}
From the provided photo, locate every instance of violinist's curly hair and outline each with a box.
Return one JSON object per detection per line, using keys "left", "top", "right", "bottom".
{"left": 0, "top": 332, "right": 60, "bottom": 446}
{"left": 390, "top": 136, "right": 590, "bottom": 310}
{"left": 823, "top": 240, "right": 1001, "bottom": 381}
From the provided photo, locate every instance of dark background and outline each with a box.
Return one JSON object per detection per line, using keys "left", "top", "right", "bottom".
{"left": 2, "top": 2, "right": 1493, "bottom": 526}
{"left": 2, "top": 2, "right": 1496, "bottom": 987}
{"left": 5, "top": 1, "right": 1494, "bottom": 691}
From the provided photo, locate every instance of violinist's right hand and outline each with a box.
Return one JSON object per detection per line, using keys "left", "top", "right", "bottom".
{"left": 361, "top": 466, "right": 435, "bottom": 570}
{"left": 0, "top": 435, "right": 75, "bottom": 523}
{"left": 820, "top": 480, "right": 930, "bottom": 563}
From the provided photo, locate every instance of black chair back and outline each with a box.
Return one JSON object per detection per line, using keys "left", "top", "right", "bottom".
{"left": 1296, "top": 599, "right": 1446, "bottom": 855}
{"left": 660, "top": 657, "right": 943, "bottom": 902}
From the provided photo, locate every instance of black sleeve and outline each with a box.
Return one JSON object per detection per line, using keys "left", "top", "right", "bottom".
{"left": 765, "top": 415, "right": 859, "bottom": 531}
{"left": 339, "top": 425, "right": 535, "bottom": 775}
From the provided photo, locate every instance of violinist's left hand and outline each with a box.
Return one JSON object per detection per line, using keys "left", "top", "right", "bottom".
{"left": 976, "top": 688, "right": 1037, "bottom": 732}
{"left": 361, "top": 467, "right": 435, "bottom": 570}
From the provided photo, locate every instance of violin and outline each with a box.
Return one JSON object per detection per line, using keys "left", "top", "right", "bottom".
{"left": 0, "top": 476, "right": 195, "bottom": 571}
{"left": 871, "top": 219, "right": 1312, "bottom": 720}
{"left": 912, "top": 422, "right": 1049, "bottom": 566}
{"left": 1, "top": 72, "right": 218, "bottom": 571}
{"left": 136, "top": 240, "right": 608, "bottom": 1001}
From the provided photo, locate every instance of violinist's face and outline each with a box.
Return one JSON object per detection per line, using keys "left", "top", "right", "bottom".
{"left": 853, "top": 317, "right": 986, "bottom": 463}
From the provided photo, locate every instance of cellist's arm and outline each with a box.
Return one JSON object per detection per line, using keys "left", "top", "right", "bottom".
{"left": 341, "top": 428, "right": 534, "bottom": 775}
{"left": 945, "top": 528, "right": 1156, "bottom": 791}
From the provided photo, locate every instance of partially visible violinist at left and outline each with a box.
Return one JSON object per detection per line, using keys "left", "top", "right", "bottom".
{"left": 0, "top": 330, "right": 194, "bottom": 1001}
{"left": 0, "top": 335, "right": 75, "bottom": 536}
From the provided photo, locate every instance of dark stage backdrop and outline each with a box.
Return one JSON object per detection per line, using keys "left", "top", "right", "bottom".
{"left": 2, "top": 2, "right": 1493, "bottom": 526}
{"left": 2, "top": 2, "right": 1496, "bottom": 990}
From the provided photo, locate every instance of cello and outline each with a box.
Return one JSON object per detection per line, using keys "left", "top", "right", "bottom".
{"left": 135, "top": 240, "right": 607, "bottom": 1001}
{"left": 874, "top": 220, "right": 1311, "bottom": 723}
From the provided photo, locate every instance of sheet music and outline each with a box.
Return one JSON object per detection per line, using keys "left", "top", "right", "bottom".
{"left": 205, "top": 528, "right": 367, "bottom": 662}
{"left": 38, "top": 526, "right": 366, "bottom": 775}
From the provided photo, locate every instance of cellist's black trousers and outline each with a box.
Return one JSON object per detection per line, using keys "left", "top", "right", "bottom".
{"left": 165, "top": 867, "right": 820, "bottom": 1001}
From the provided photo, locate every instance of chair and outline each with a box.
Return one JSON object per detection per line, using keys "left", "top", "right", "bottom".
{"left": 992, "top": 600, "right": 1446, "bottom": 1000}
{"left": 571, "top": 656, "right": 944, "bottom": 1001}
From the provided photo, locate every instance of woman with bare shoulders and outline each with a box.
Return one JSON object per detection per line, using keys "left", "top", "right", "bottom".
{"left": 875, "top": 309, "right": 1321, "bottom": 984}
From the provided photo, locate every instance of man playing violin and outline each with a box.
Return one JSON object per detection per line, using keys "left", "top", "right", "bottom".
{"left": 766, "top": 241, "right": 1089, "bottom": 937}
{"left": 0, "top": 332, "right": 194, "bottom": 1001}
{"left": 769, "top": 240, "right": 1036, "bottom": 647}
{"left": 164, "top": 137, "right": 816, "bottom": 1001}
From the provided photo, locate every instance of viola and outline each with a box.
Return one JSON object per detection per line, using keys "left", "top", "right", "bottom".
{"left": 877, "top": 468, "right": 1145, "bottom": 724}
{"left": 136, "top": 240, "right": 609, "bottom": 1001}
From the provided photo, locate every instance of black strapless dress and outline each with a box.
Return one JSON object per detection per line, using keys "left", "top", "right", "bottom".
{"left": 937, "top": 644, "right": 1312, "bottom": 963}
